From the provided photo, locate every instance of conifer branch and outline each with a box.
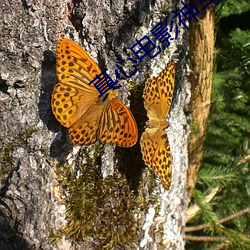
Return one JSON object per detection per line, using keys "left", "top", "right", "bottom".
{"left": 186, "top": 206, "right": 250, "bottom": 232}
{"left": 236, "top": 149, "right": 250, "bottom": 168}
{"left": 185, "top": 235, "right": 227, "bottom": 242}
{"left": 186, "top": 187, "right": 219, "bottom": 223}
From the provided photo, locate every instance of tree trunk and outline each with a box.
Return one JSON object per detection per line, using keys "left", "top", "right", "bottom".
{"left": 187, "top": 1, "right": 215, "bottom": 204}
{"left": 0, "top": 1, "right": 189, "bottom": 249}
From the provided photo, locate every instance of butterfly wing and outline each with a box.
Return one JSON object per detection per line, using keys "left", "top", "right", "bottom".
{"left": 52, "top": 38, "right": 101, "bottom": 128}
{"left": 140, "top": 60, "right": 175, "bottom": 189}
{"left": 140, "top": 128, "right": 172, "bottom": 190}
{"left": 52, "top": 38, "right": 138, "bottom": 147}
{"left": 56, "top": 38, "right": 101, "bottom": 91}
{"left": 143, "top": 60, "right": 175, "bottom": 120}
{"left": 68, "top": 102, "right": 104, "bottom": 145}
{"left": 98, "top": 98, "right": 138, "bottom": 147}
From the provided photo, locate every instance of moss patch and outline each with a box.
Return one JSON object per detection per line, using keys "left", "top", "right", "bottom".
{"left": 0, "top": 126, "right": 38, "bottom": 180}
{"left": 51, "top": 154, "right": 154, "bottom": 249}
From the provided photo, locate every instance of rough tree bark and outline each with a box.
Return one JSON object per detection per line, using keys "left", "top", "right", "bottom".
{"left": 187, "top": 1, "right": 215, "bottom": 204}
{"left": 0, "top": 1, "right": 189, "bottom": 249}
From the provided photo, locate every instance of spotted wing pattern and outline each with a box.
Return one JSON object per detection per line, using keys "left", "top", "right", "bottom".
{"left": 140, "top": 60, "right": 175, "bottom": 189}
{"left": 52, "top": 38, "right": 138, "bottom": 147}
{"left": 99, "top": 98, "right": 138, "bottom": 147}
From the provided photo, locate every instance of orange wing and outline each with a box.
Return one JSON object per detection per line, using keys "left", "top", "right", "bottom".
{"left": 52, "top": 38, "right": 102, "bottom": 128}
{"left": 56, "top": 38, "right": 101, "bottom": 90}
{"left": 140, "top": 128, "right": 172, "bottom": 189}
{"left": 98, "top": 98, "right": 138, "bottom": 147}
{"left": 140, "top": 60, "right": 175, "bottom": 189}
{"left": 143, "top": 60, "right": 175, "bottom": 120}
{"left": 67, "top": 101, "right": 104, "bottom": 145}
{"left": 52, "top": 38, "right": 138, "bottom": 147}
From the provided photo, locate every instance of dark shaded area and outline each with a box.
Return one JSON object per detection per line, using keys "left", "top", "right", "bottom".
{"left": 38, "top": 50, "right": 58, "bottom": 132}
{"left": 216, "top": 11, "right": 250, "bottom": 73}
{"left": 0, "top": 211, "right": 32, "bottom": 250}
{"left": 49, "top": 128, "right": 73, "bottom": 161}
{"left": 69, "top": 0, "right": 84, "bottom": 32}
{"left": 20, "top": 0, "right": 29, "bottom": 9}
{"left": 116, "top": 83, "right": 147, "bottom": 191}
{"left": 13, "top": 80, "right": 25, "bottom": 89}
{"left": 219, "top": 11, "right": 250, "bottom": 35}
{"left": 0, "top": 77, "right": 8, "bottom": 94}
{"left": 0, "top": 159, "right": 32, "bottom": 250}
{"left": 39, "top": 50, "right": 73, "bottom": 161}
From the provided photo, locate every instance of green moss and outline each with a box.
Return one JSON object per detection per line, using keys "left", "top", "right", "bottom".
{"left": 160, "top": 1, "right": 172, "bottom": 16}
{"left": 0, "top": 126, "right": 38, "bottom": 178}
{"left": 25, "top": 126, "right": 38, "bottom": 138}
{"left": 126, "top": 79, "right": 139, "bottom": 91}
{"left": 0, "top": 144, "right": 13, "bottom": 178}
{"left": 51, "top": 151, "right": 156, "bottom": 248}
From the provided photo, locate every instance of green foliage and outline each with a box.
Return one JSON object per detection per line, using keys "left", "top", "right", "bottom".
{"left": 197, "top": 165, "right": 239, "bottom": 188}
{"left": 187, "top": 3, "right": 250, "bottom": 249}
{"left": 192, "top": 189, "right": 224, "bottom": 233}
{"left": 220, "top": 0, "right": 250, "bottom": 17}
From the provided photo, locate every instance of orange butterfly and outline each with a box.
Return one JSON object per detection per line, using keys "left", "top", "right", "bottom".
{"left": 140, "top": 61, "right": 175, "bottom": 189}
{"left": 51, "top": 38, "right": 138, "bottom": 147}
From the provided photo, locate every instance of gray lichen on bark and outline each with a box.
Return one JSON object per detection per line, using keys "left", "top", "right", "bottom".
{"left": 0, "top": 0, "right": 189, "bottom": 249}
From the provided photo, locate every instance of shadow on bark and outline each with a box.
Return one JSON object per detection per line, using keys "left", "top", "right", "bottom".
{"left": 116, "top": 82, "right": 147, "bottom": 191}
{"left": 39, "top": 50, "right": 73, "bottom": 161}
{"left": 0, "top": 209, "right": 33, "bottom": 250}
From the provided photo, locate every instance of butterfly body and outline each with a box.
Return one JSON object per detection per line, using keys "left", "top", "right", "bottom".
{"left": 52, "top": 38, "right": 138, "bottom": 147}
{"left": 147, "top": 117, "right": 168, "bottom": 130}
{"left": 140, "top": 61, "right": 175, "bottom": 190}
